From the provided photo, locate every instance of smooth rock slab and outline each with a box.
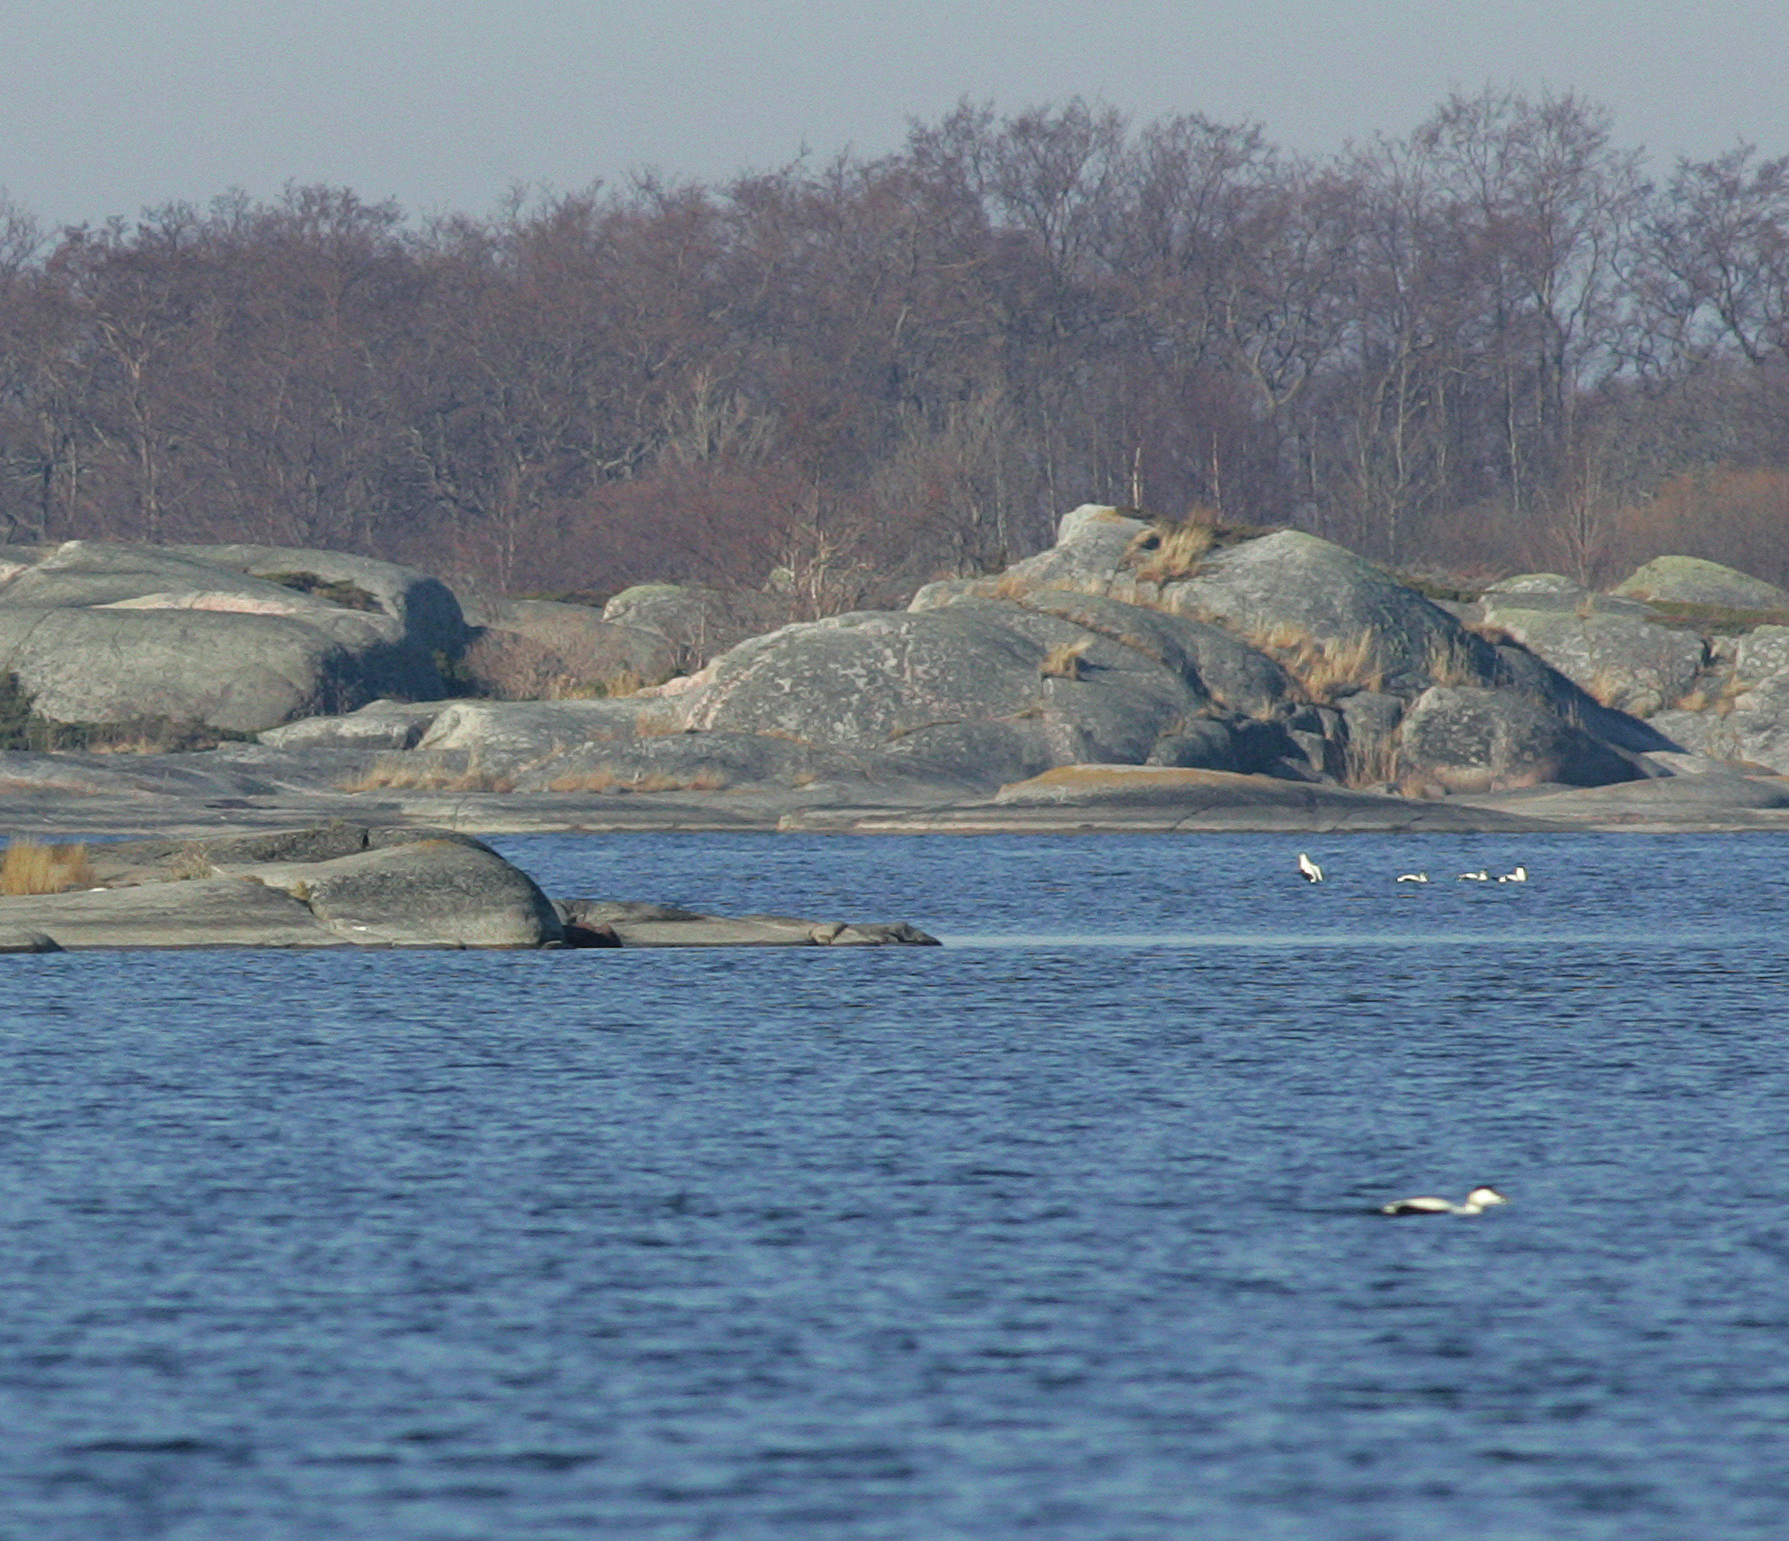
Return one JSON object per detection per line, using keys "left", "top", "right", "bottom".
{"left": 558, "top": 899, "right": 939, "bottom": 947}
{"left": 0, "top": 874, "right": 347, "bottom": 949}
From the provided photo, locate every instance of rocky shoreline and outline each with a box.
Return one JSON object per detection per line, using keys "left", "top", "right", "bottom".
{"left": 8, "top": 514, "right": 1789, "bottom": 842}
{"left": 0, "top": 823, "right": 940, "bottom": 951}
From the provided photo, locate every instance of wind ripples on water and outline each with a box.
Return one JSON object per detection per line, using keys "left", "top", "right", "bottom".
{"left": 1, "top": 830, "right": 1787, "bottom": 1537}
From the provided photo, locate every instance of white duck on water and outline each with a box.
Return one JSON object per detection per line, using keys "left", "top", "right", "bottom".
{"left": 1499, "top": 865, "right": 1529, "bottom": 883}
{"left": 1380, "top": 1186, "right": 1509, "bottom": 1216}
{"left": 1297, "top": 852, "right": 1324, "bottom": 883}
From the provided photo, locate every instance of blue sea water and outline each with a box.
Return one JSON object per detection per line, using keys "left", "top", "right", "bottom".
{"left": 2, "top": 829, "right": 1789, "bottom": 1540}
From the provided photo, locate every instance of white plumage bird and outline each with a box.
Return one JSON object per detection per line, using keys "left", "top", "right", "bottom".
{"left": 1396, "top": 872, "right": 1429, "bottom": 883}
{"left": 1297, "top": 852, "right": 1324, "bottom": 883}
{"left": 1499, "top": 865, "right": 1528, "bottom": 883}
{"left": 1381, "top": 1186, "right": 1508, "bottom": 1217}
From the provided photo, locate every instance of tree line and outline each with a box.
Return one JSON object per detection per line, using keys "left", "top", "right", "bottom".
{"left": 2, "top": 87, "right": 1787, "bottom": 608}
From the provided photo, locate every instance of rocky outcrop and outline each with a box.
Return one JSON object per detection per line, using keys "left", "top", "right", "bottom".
{"left": 601, "top": 583, "right": 792, "bottom": 670}
{"left": 1479, "top": 577, "right": 1707, "bottom": 716}
{"left": 173, "top": 543, "right": 469, "bottom": 657}
{"left": 0, "top": 823, "right": 938, "bottom": 948}
{"left": 252, "top": 506, "right": 1679, "bottom": 801}
{"left": 22, "top": 512, "right": 1789, "bottom": 822}
{"left": 620, "top": 509, "right": 1641, "bottom": 796}
{"left": 0, "top": 541, "right": 468, "bottom": 733}
{"left": 3, "top": 824, "right": 562, "bottom": 948}
{"left": 1471, "top": 559, "right": 1789, "bottom": 775}
{"left": 1611, "top": 556, "right": 1789, "bottom": 613}
{"left": 557, "top": 900, "right": 939, "bottom": 947}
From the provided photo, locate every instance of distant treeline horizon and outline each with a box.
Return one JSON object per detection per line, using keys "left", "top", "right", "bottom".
{"left": 2, "top": 87, "right": 1787, "bottom": 606}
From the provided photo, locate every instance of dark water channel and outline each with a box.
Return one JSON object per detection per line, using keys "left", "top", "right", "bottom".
{"left": 2, "top": 830, "right": 1787, "bottom": 1539}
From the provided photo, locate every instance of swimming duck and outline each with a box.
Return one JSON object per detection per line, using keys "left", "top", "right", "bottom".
{"left": 1457, "top": 869, "right": 1490, "bottom": 882}
{"left": 1498, "top": 866, "right": 1528, "bottom": 883}
{"left": 1298, "top": 852, "right": 1324, "bottom": 883}
{"left": 1396, "top": 872, "right": 1430, "bottom": 883}
{"left": 1380, "top": 1186, "right": 1508, "bottom": 1216}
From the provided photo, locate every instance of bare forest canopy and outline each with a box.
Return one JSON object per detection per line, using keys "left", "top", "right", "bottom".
{"left": 2, "top": 89, "right": 1788, "bottom": 608}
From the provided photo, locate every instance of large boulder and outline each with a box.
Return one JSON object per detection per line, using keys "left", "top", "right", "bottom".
{"left": 0, "top": 605, "right": 372, "bottom": 733}
{"left": 946, "top": 503, "right": 1152, "bottom": 599}
{"left": 1395, "top": 686, "right": 1642, "bottom": 793}
{"left": 416, "top": 698, "right": 647, "bottom": 759}
{"left": 914, "top": 582, "right": 1297, "bottom": 718}
{"left": 216, "top": 837, "right": 563, "bottom": 947}
{"left": 1158, "top": 529, "right": 1498, "bottom": 694}
{"left": 1480, "top": 578, "right": 1706, "bottom": 716}
{"left": 173, "top": 543, "right": 470, "bottom": 657}
{"left": 1612, "top": 556, "right": 1789, "bottom": 614}
{"left": 601, "top": 583, "right": 791, "bottom": 670}
{"left": 654, "top": 596, "right": 1236, "bottom": 789}
{"left": 0, "top": 541, "right": 458, "bottom": 732}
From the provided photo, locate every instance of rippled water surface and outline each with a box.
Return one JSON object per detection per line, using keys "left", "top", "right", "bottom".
{"left": 4, "top": 830, "right": 1789, "bottom": 1539}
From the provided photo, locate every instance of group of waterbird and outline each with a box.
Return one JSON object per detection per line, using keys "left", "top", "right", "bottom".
{"left": 1297, "top": 854, "right": 1527, "bottom": 885}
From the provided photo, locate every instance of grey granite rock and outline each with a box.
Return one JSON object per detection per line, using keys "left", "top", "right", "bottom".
{"left": 1396, "top": 686, "right": 1640, "bottom": 793}
{"left": 1612, "top": 556, "right": 1789, "bottom": 613}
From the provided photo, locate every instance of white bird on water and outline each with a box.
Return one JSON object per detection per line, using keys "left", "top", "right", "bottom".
{"left": 1458, "top": 869, "right": 1490, "bottom": 882}
{"left": 1499, "top": 865, "right": 1528, "bottom": 883}
{"left": 1396, "top": 872, "right": 1429, "bottom": 883}
{"left": 1381, "top": 1186, "right": 1509, "bottom": 1217}
{"left": 1298, "top": 852, "right": 1324, "bottom": 883}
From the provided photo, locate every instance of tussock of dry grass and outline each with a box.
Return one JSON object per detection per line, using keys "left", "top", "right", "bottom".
{"left": 1250, "top": 624, "right": 1384, "bottom": 703}
{"left": 1343, "top": 734, "right": 1399, "bottom": 788}
{"left": 1127, "top": 522, "right": 1216, "bottom": 585}
{"left": 1040, "top": 640, "right": 1092, "bottom": 680}
{"left": 544, "top": 770, "right": 730, "bottom": 794}
{"left": 1674, "top": 674, "right": 1745, "bottom": 715}
{"left": 631, "top": 708, "right": 689, "bottom": 738}
{"left": 1, "top": 838, "right": 97, "bottom": 895}
{"left": 337, "top": 751, "right": 515, "bottom": 794}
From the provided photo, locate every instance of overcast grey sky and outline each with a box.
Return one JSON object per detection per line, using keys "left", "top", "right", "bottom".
{"left": 6, "top": 1, "right": 1786, "bottom": 230}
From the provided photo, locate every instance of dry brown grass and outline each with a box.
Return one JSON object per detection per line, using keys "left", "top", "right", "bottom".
{"left": 455, "top": 627, "right": 673, "bottom": 702}
{"left": 631, "top": 706, "right": 689, "bottom": 738}
{"left": 1251, "top": 624, "right": 1384, "bottom": 702}
{"left": 1, "top": 838, "right": 98, "bottom": 895}
{"left": 543, "top": 770, "right": 730, "bottom": 794}
{"left": 1040, "top": 640, "right": 1092, "bottom": 680}
{"left": 1343, "top": 733, "right": 1400, "bottom": 788}
{"left": 1127, "top": 521, "right": 1216, "bottom": 585}
{"left": 337, "top": 750, "right": 516, "bottom": 794}
{"left": 1674, "top": 674, "right": 1745, "bottom": 715}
